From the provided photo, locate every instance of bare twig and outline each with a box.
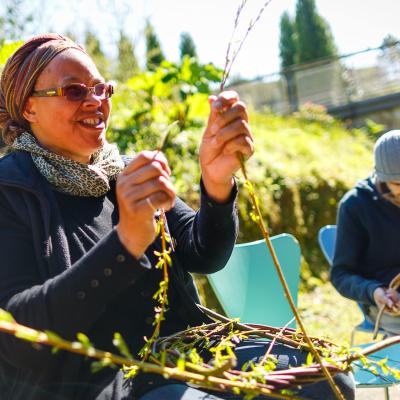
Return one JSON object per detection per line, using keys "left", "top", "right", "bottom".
{"left": 261, "top": 317, "right": 295, "bottom": 365}
{"left": 220, "top": 0, "right": 273, "bottom": 91}
{"left": 218, "top": 3, "right": 346, "bottom": 396}
{"left": 236, "top": 154, "right": 346, "bottom": 400}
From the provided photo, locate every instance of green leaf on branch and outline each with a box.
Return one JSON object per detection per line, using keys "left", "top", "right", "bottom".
{"left": 113, "top": 332, "right": 133, "bottom": 360}
{"left": 0, "top": 309, "right": 15, "bottom": 323}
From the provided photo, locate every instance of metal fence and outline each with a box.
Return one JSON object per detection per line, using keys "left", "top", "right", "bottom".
{"left": 231, "top": 42, "right": 400, "bottom": 115}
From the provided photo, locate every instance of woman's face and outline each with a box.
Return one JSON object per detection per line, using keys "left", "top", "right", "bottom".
{"left": 23, "top": 49, "right": 111, "bottom": 163}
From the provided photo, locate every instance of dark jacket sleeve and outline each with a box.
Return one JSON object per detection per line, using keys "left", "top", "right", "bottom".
{"left": 0, "top": 180, "right": 238, "bottom": 369}
{"left": 167, "top": 179, "right": 238, "bottom": 274}
{"left": 0, "top": 191, "right": 151, "bottom": 368}
{"left": 330, "top": 196, "right": 382, "bottom": 305}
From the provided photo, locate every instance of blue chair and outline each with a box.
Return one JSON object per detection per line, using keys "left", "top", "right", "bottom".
{"left": 318, "top": 224, "right": 386, "bottom": 345}
{"left": 208, "top": 233, "right": 301, "bottom": 328}
{"left": 352, "top": 342, "right": 400, "bottom": 400}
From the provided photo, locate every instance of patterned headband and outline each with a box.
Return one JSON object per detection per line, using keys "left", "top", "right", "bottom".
{"left": 0, "top": 34, "right": 87, "bottom": 144}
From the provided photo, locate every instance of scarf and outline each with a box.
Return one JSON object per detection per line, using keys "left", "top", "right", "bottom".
{"left": 12, "top": 132, "right": 125, "bottom": 197}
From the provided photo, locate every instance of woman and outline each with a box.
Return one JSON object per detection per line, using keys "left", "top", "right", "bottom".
{"left": 0, "top": 34, "right": 353, "bottom": 399}
{"left": 331, "top": 129, "right": 400, "bottom": 336}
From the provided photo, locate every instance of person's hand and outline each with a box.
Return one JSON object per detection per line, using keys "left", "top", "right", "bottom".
{"left": 373, "top": 287, "right": 400, "bottom": 315}
{"left": 116, "top": 151, "right": 176, "bottom": 258}
{"left": 200, "top": 91, "right": 254, "bottom": 203}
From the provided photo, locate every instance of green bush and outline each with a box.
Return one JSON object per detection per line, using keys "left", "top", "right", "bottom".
{"left": 106, "top": 58, "right": 375, "bottom": 289}
{"left": 239, "top": 110, "right": 374, "bottom": 284}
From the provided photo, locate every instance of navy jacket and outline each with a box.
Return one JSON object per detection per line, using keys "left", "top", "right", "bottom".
{"left": 331, "top": 176, "right": 400, "bottom": 306}
{"left": 0, "top": 151, "right": 238, "bottom": 399}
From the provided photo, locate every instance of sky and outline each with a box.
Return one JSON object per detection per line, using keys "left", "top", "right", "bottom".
{"left": 27, "top": 0, "right": 400, "bottom": 80}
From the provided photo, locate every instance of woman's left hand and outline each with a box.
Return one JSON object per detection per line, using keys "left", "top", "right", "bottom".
{"left": 200, "top": 91, "right": 254, "bottom": 203}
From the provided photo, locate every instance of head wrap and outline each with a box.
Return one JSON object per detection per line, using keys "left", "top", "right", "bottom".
{"left": 0, "top": 33, "right": 87, "bottom": 144}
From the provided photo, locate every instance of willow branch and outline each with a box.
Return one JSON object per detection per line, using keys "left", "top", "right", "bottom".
{"left": 220, "top": 0, "right": 273, "bottom": 91}
{"left": 237, "top": 154, "right": 345, "bottom": 400}
{"left": 0, "top": 319, "right": 306, "bottom": 400}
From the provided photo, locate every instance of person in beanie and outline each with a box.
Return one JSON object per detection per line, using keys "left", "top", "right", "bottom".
{"left": 0, "top": 34, "right": 354, "bottom": 400}
{"left": 331, "top": 129, "right": 400, "bottom": 335}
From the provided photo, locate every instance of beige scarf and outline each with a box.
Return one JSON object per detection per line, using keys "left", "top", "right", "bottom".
{"left": 12, "top": 132, "right": 124, "bottom": 197}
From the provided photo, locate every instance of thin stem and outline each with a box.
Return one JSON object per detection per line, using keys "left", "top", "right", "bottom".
{"left": 140, "top": 216, "right": 171, "bottom": 360}
{"left": 0, "top": 319, "right": 307, "bottom": 400}
{"left": 220, "top": 0, "right": 248, "bottom": 91}
{"left": 157, "top": 120, "right": 180, "bottom": 152}
{"left": 220, "top": 0, "right": 273, "bottom": 91}
{"left": 347, "top": 335, "right": 400, "bottom": 360}
{"left": 198, "top": 304, "right": 314, "bottom": 350}
{"left": 2, "top": 313, "right": 398, "bottom": 398}
{"left": 237, "top": 154, "right": 345, "bottom": 400}
{"left": 373, "top": 305, "right": 386, "bottom": 340}
{"left": 261, "top": 317, "right": 295, "bottom": 365}
{"left": 220, "top": 6, "right": 343, "bottom": 395}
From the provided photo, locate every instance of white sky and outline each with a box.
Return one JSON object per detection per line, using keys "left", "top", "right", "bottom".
{"left": 31, "top": 0, "right": 400, "bottom": 79}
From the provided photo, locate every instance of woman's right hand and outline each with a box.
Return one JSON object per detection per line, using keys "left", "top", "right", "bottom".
{"left": 373, "top": 287, "right": 400, "bottom": 314}
{"left": 116, "top": 150, "right": 176, "bottom": 258}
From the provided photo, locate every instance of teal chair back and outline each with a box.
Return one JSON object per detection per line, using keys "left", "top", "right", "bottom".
{"left": 207, "top": 233, "right": 301, "bottom": 328}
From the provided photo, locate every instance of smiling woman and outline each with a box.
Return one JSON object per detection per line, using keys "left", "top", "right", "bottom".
{"left": 0, "top": 34, "right": 354, "bottom": 400}
{"left": 22, "top": 48, "right": 111, "bottom": 163}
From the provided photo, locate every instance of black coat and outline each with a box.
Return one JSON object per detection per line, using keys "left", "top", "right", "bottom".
{"left": 331, "top": 176, "right": 400, "bottom": 306}
{"left": 0, "top": 151, "right": 238, "bottom": 399}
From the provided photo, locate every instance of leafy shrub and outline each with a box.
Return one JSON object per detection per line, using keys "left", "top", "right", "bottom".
{"left": 234, "top": 111, "right": 374, "bottom": 284}
{"left": 107, "top": 59, "right": 375, "bottom": 290}
{"left": 107, "top": 56, "right": 221, "bottom": 155}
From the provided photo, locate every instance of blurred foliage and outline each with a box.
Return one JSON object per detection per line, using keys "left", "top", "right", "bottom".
{"left": 145, "top": 19, "right": 165, "bottom": 71}
{"left": 0, "top": 40, "right": 22, "bottom": 72}
{"left": 0, "top": 0, "right": 33, "bottom": 43}
{"left": 84, "top": 30, "right": 110, "bottom": 79}
{"left": 295, "top": 0, "right": 337, "bottom": 63}
{"left": 292, "top": 102, "right": 335, "bottom": 125}
{"left": 115, "top": 31, "right": 140, "bottom": 82}
{"left": 279, "top": 0, "right": 337, "bottom": 69}
{"left": 279, "top": 11, "right": 297, "bottom": 69}
{"left": 107, "top": 57, "right": 222, "bottom": 204}
{"left": 298, "top": 282, "right": 380, "bottom": 344}
{"left": 179, "top": 32, "right": 197, "bottom": 60}
{"left": 236, "top": 109, "right": 374, "bottom": 285}
{"left": 107, "top": 54, "right": 375, "bottom": 289}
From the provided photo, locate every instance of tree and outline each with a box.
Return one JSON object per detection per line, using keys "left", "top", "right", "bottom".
{"left": 63, "top": 30, "right": 77, "bottom": 42}
{"left": 295, "top": 0, "right": 337, "bottom": 64}
{"left": 179, "top": 32, "right": 197, "bottom": 60}
{"left": 279, "top": 12, "right": 298, "bottom": 112}
{"left": 145, "top": 20, "right": 164, "bottom": 71}
{"left": 84, "top": 30, "right": 110, "bottom": 79}
{"left": 115, "top": 31, "right": 139, "bottom": 82}
{"left": 379, "top": 34, "right": 400, "bottom": 80}
{"left": 279, "top": 12, "right": 297, "bottom": 69}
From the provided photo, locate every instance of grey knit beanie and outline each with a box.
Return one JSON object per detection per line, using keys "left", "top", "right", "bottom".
{"left": 374, "top": 130, "right": 400, "bottom": 182}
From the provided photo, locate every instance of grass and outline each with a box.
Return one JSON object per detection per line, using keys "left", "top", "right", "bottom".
{"left": 196, "top": 273, "right": 379, "bottom": 347}
{"left": 298, "top": 282, "right": 381, "bottom": 346}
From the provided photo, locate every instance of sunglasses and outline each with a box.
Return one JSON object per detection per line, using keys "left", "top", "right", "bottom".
{"left": 32, "top": 82, "right": 114, "bottom": 102}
